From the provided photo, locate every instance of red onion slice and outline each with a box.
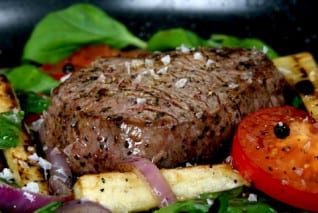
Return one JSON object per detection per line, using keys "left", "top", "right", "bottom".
{"left": 118, "top": 157, "right": 176, "bottom": 207}
{"left": 56, "top": 199, "right": 112, "bottom": 213}
{"left": 0, "top": 182, "right": 71, "bottom": 213}
{"left": 45, "top": 147, "right": 73, "bottom": 196}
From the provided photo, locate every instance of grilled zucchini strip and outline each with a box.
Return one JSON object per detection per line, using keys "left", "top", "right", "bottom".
{"left": 74, "top": 164, "right": 248, "bottom": 213}
{"left": 0, "top": 75, "right": 49, "bottom": 194}
{"left": 273, "top": 52, "right": 318, "bottom": 119}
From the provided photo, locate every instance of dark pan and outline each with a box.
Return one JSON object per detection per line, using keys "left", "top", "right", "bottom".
{"left": 0, "top": 0, "right": 317, "bottom": 68}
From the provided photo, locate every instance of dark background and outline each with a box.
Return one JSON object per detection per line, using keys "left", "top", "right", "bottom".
{"left": 0, "top": 0, "right": 317, "bottom": 67}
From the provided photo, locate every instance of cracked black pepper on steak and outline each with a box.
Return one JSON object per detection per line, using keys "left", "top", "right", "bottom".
{"left": 40, "top": 47, "right": 287, "bottom": 175}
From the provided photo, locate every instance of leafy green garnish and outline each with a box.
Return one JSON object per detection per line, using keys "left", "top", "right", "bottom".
{"left": 146, "top": 29, "right": 278, "bottom": 59}
{"left": 209, "top": 34, "right": 279, "bottom": 59}
{"left": 147, "top": 28, "right": 210, "bottom": 51}
{"left": 21, "top": 3, "right": 278, "bottom": 65}
{"left": 22, "top": 3, "right": 146, "bottom": 64}
{"left": 0, "top": 110, "right": 24, "bottom": 149}
{"left": 33, "top": 201, "right": 62, "bottom": 213}
{"left": 291, "top": 95, "right": 304, "bottom": 108}
{"left": 154, "top": 187, "right": 277, "bottom": 213}
{"left": 17, "top": 92, "right": 51, "bottom": 114}
{"left": 217, "top": 194, "right": 277, "bottom": 213}
{"left": 4, "top": 65, "right": 59, "bottom": 94}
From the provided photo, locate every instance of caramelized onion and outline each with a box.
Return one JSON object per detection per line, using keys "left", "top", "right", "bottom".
{"left": 0, "top": 182, "right": 70, "bottom": 213}
{"left": 118, "top": 157, "right": 176, "bottom": 207}
{"left": 45, "top": 147, "right": 73, "bottom": 196}
{"left": 56, "top": 199, "right": 112, "bottom": 213}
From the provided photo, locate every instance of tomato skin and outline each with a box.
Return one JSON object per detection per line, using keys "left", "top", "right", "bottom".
{"left": 231, "top": 106, "right": 318, "bottom": 212}
{"left": 40, "top": 44, "right": 147, "bottom": 80}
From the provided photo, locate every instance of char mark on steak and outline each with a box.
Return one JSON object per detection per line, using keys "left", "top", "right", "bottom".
{"left": 40, "top": 47, "right": 287, "bottom": 175}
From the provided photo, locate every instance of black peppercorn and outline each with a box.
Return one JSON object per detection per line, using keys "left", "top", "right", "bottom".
{"left": 274, "top": 122, "right": 290, "bottom": 139}
{"left": 62, "top": 63, "right": 75, "bottom": 74}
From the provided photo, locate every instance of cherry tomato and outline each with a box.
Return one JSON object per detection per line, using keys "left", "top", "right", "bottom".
{"left": 231, "top": 106, "right": 318, "bottom": 212}
{"left": 40, "top": 44, "right": 147, "bottom": 80}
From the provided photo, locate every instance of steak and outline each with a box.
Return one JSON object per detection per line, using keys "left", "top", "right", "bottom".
{"left": 40, "top": 47, "right": 287, "bottom": 175}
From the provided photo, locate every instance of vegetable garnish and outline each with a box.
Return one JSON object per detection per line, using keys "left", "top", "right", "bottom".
{"left": 0, "top": 109, "right": 24, "bottom": 149}
{"left": 154, "top": 187, "right": 277, "bottom": 213}
{"left": 0, "top": 182, "right": 71, "bottom": 213}
{"left": 40, "top": 44, "right": 147, "bottom": 81}
{"left": 146, "top": 28, "right": 210, "bottom": 51}
{"left": 17, "top": 92, "right": 51, "bottom": 114}
{"left": 54, "top": 200, "right": 112, "bottom": 213}
{"left": 4, "top": 65, "right": 59, "bottom": 94}
{"left": 21, "top": 3, "right": 278, "bottom": 67}
{"left": 33, "top": 201, "right": 62, "bottom": 213}
{"left": 210, "top": 34, "right": 279, "bottom": 59}
{"left": 117, "top": 157, "right": 177, "bottom": 207}
{"left": 146, "top": 29, "right": 279, "bottom": 59}
{"left": 231, "top": 106, "right": 318, "bottom": 212}
{"left": 22, "top": 3, "right": 147, "bottom": 64}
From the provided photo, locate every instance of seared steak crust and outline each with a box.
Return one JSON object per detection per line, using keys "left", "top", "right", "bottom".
{"left": 40, "top": 47, "right": 286, "bottom": 174}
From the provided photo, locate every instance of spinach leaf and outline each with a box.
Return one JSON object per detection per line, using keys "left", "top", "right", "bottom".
{"left": 33, "top": 201, "right": 62, "bottom": 213}
{"left": 154, "top": 187, "right": 277, "bottom": 213}
{"left": 0, "top": 109, "right": 24, "bottom": 149}
{"left": 147, "top": 28, "right": 210, "bottom": 51}
{"left": 146, "top": 29, "right": 278, "bottom": 59}
{"left": 209, "top": 34, "right": 279, "bottom": 59}
{"left": 216, "top": 195, "right": 277, "bottom": 213}
{"left": 17, "top": 92, "right": 51, "bottom": 114}
{"left": 153, "top": 200, "right": 209, "bottom": 213}
{"left": 22, "top": 3, "right": 146, "bottom": 64}
{"left": 4, "top": 65, "right": 59, "bottom": 94}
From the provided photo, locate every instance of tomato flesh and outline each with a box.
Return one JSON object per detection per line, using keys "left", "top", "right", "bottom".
{"left": 231, "top": 106, "right": 318, "bottom": 212}
{"left": 40, "top": 44, "right": 147, "bottom": 80}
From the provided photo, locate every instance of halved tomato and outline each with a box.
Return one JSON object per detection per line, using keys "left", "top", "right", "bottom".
{"left": 231, "top": 106, "right": 318, "bottom": 212}
{"left": 40, "top": 44, "right": 147, "bottom": 80}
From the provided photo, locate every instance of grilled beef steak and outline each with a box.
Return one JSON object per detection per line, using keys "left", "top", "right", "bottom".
{"left": 40, "top": 47, "right": 287, "bottom": 175}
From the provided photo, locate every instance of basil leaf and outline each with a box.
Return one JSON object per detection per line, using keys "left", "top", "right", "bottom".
{"left": 17, "top": 92, "right": 51, "bottom": 114}
{"left": 0, "top": 110, "right": 24, "bottom": 149}
{"left": 34, "top": 201, "right": 62, "bottom": 213}
{"left": 211, "top": 195, "right": 277, "bottom": 213}
{"left": 209, "top": 34, "right": 279, "bottom": 59}
{"left": 153, "top": 200, "right": 209, "bottom": 213}
{"left": 154, "top": 187, "right": 279, "bottom": 213}
{"left": 227, "top": 201, "right": 277, "bottom": 213}
{"left": 22, "top": 3, "right": 146, "bottom": 64}
{"left": 4, "top": 65, "right": 59, "bottom": 94}
{"left": 147, "top": 28, "right": 209, "bottom": 51}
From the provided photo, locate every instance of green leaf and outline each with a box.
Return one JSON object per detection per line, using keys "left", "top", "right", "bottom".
{"left": 217, "top": 194, "right": 231, "bottom": 213}
{"left": 0, "top": 177, "right": 18, "bottom": 186}
{"left": 4, "top": 65, "right": 59, "bottom": 94}
{"left": 226, "top": 198, "right": 277, "bottom": 213}
{"left": 17, "top": 92, "right": 51, "bottom": 114}
{"left": 0, "top": 110, "right": 24, "bottom": 149}
{"left": 209, "top": 34, "right": 279, "bottom": 59}
{"left": 153, "top": 187, "right": 279, "bottom": 213}
{"left": 147, "top": 28, "right": 209, "bottom": 51}
{"left": 22, "top": 3, "right": 146, "bottom": 64}
{"left": 33, "top": 201, "right": 62, "bottom": 213}
{"left": 291, "top": 95, "right": 304, "bottom": 108}
{"left": 154, "top": 188, "right": 244, "bottom": 213}
{"left": 153, "top": 200, "right": 209, "bottom": 213}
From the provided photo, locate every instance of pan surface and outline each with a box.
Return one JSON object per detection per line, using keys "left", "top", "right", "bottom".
{"left": 0, "top": 0, "right": 317, "bottom": 67}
